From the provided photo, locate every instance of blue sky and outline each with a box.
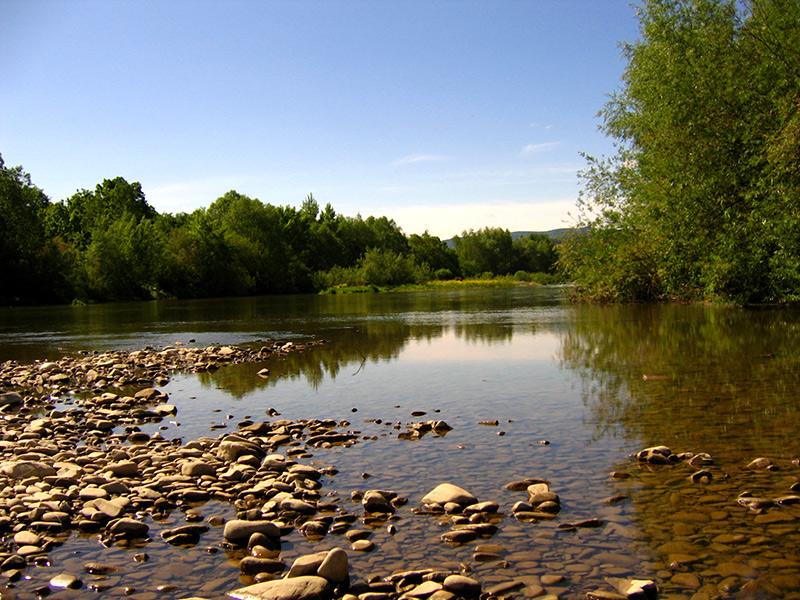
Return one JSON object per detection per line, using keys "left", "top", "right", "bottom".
{"left": 1, "top": 0, "right": 639, "bottom": 239}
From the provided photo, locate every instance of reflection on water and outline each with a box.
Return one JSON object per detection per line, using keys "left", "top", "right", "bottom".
{"left": 3, "top": 289, "right": 800, "bottom": 598}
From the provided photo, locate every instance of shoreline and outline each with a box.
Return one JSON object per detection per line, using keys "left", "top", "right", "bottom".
{"left": 0, "top": 343, "right": 653, "bottom": 600}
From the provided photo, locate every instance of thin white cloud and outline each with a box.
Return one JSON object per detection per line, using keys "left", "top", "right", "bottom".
{"left": 392, "top": 154, "right": 451, "bottom": 166}
{"left": 520, "top": 142, "right": 561, "bottom": 155}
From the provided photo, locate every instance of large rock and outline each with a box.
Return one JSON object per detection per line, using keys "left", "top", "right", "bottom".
{"left": 239, "top": 557, "right": 286, "bottom": 576}
{"left": 218, "top": 439, "right": 265, "bottom": 463}
{"left": 442, "top": 575, "right": 481, "bottom": 597}
{"left": 526, "top": 483, "right": 560, "bottom": 509}
{"left": 362, "top": 490, "right": 395, "bottom": 513}
{"left": 228, "top": 575, "right": 332, "bottom": 600}
{"left": 105, "top": 461, "right": 139, "bottom": 477}
{"left": 280, "top": 498, "right": 317, "bottom": 515}
{"left": 421, "top": 484, "right": 477, "bottom": 507}
{"left": 287, "top": 552, "right": 328, "bottom": 578}
{"left": 317, "top": 548, "right": 348, "bottom": 583}
{"left": 1, "top": 461, "right": 56, "bottom": 480}
{"left": 0, "top": 392, "right": 23, "bottom": 407}
{"left": 182, "top": 461, "right": 217, "bottom": 477}
{"left": 604, "top": 577, "right": 657, "bottom": 600}
{"left": 223, "top": 520, "right": 280, "bottom": 545}
{"left": 636, "top": 446, "right": 673, "bottom": 465}
{"left": 107, "top": 518, "right": 149, "bottom": 539}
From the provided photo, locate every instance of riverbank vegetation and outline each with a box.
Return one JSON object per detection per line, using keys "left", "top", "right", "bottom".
{"left": 559, "top": 0, "right": 800, "bottom": 304}
{"left": 0, "top": 158, "right": 559, "bottom": 305}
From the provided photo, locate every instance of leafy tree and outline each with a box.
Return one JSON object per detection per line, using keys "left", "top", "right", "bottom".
{"left": 408, "top": 231, "right": 460, "bottom": 276}
{"left": 163, "top": 208, "right": 249, "bottom": 298}
{"left": 452, "top": 228, "right": 514, "bottom": 277}
{"left": 561, "top": 0, "right": 800, "bottom": 303}
{"left": 52, "top": 177, "right": 156, "bottom": 250}
{"left": 360, "top": 247, "right": 429, "bottom": 287}
{"left": 0, "top": 155, "right": 72, "bottom": 304}
{"left": 512, "top": 233, "right": 557, "bottom": 274}
{"left": 81, "top": 214, "right": 166, "bottom": 301}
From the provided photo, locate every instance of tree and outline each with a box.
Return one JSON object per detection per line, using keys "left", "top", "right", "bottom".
{"left": 560, "top": 0, "right": 800, "bottom": 303}
{"left": 53, "top": 177, "right": 156, "bottom": 250}
{"left": 0, "top": 155, "right": 72, "bottom": 304}
{"left": 452, "top": 228, "right": 514, "bottom": 277}
{"left": 512, "top": 233, "right": 557, "bottom": 274}
{"left": 408, "top": 232, "right": 460, "bottom": 277}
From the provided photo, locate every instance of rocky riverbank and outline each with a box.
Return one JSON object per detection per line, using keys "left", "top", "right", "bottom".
{"left": 0, "top": 342, "right": 661, "bottom": 600}
{"left": 3, "top": 343, "right": 800, "bottom": 600}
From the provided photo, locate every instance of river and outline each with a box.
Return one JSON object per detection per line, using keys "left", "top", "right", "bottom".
{"left": 1, "top": 287, "right": 799, "bottom": 599}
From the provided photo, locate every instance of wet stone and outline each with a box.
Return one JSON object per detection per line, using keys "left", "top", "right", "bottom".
{"left": 49, "top": 574, "right": 82, "bottom": 590}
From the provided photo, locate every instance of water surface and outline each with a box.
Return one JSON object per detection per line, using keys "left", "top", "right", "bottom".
{"left": 2, "top": 289, "right": 799, "bottom": 599}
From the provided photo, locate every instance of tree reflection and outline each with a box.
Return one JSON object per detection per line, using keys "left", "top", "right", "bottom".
{"left": 559, "top": 304, "right": 800, "bottom": 458}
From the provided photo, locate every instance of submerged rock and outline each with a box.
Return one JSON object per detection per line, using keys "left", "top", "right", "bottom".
{"left": 229, "top": 575, "right": 332, "bottom": 600}
{"left": 421, "top": 484, "right": 477, "bottom": 507}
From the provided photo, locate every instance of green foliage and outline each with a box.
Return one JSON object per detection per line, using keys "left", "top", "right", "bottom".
{"left": 81, "top": 214, "right": 166, "bottom": 301}
{"left": 0, "top": 155, "right": 71, "bottom": 304}
{"left": 0, "top": 160, "right": 564, "bottom": 304}
{"left": 434, "top": 268, "right": 454, "bottom": 281}
{"left": 560, "top": 0, "right": 800, "bottom": 303}
{"left": 512, "top": 233, "right": 558, "bottom": 274}
{"left": 408, "top": 231, "right": 460, "bottom": 276}
{"left": 360, "top": 247, "right": 429, "bottom": 287}
{"left": 452, "top": 227, "right": 514, "bottom": 277}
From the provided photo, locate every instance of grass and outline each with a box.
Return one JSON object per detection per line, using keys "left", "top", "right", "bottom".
{"left": 319, "top": 274, "right": 562, "bottom": 294}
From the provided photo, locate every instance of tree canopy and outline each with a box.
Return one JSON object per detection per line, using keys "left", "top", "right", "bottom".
{"left": 559, "top": 0, "right": 800, "bottom": 303}
{"left": 0, "top": 157, "right": 559, "bottom": 305}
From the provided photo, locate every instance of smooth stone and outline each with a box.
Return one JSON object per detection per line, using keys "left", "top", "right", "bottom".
{"left": 281, "top": 499, "right": 317, "bottom": 515}
{"left": 288, "top": 552, "right": 329, "bottom": 578}
{"left": 79, "top": 487, "right": 108, "bottom": 500}
{"left": 362, "top": 490, "right": 395, "bottom": 513}
{"left": 182, "top": 462, "right": 217, "bottom": 477}
{"left": 107, "top": 518, "right": 149, "bottom": 538}
{"left": 239, "top": 557, "right": 286, "bottom": 576}
{"left": 441, "top": 529, "right": 477, "bottom": 544}
{"left": 473, "top": 552, "right": 503, "bottom": 563}
{"left": 527, "top": 484, "right": 559, "bottom": 506}
{"left": 17, "top": 545, "right": 45, "bottom": 557}
{"left": 464, "top": 501, "right": 499, "bottom": 514}
{"left": 485, "top": 581, "right": 524, "bottom": 596}
{"left": 604, "top": 577, "right": 657, "bottom": 600}
{"left": 421, "top": 484, "right": 477, "bottom": 507}
{"left": 317, "top": 548, "right": 348, "bottom": 583}
{"left": 2, "top": 461, "right": 56, "bottom": 480}
{"left": 94, "top": 498, "right": 125, "bottom": 519}
{"left": 671, "top": 573, "right": 701, "bottom": 589}
{"left": 49, "top": 573, "right": 82, "bottom": 589}
{"left": 105, "top": 461, "right": 139, "bottom": 477}
{"left": 746, "top": 457, "right": 773, "bottom": 470}
{"left": 0, "top": 392, "right": 23, "bottom": 406}
{"left": 344, "top": 530, "right": 371, "bottom": 542}
{"left": 351, "top": 539, "right": 375, "bottom": 552}
{"left": 442, "top": 575, "right": 481, "bottom": 597}
{"left": 753, "top": 512, "right": 795, "bottom": 524}
{"left": 223, "top": 520, "right": 280, "bottom": 544}
{"left": 405, "top": 581, "right": 443, "bottom": 598}
{"left": 475, "top": 544, "right": 506, "bottom": 553}
{"left": 83, "top": 563, "right": 118, "bottom": 575}
{"left": 13, "top": 531, "right": 41, "bottom": 546}
{"left": 229, "top": 575, "right": 332, "bottom": 600}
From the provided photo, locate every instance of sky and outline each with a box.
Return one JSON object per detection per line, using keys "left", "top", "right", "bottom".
{"left": 1, "top": 0, "right": 640, "bottom": 239}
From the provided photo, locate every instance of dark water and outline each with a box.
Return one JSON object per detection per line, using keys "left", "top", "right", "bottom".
{"left": 2, "top": 288, "right": 800, "bottom": 599}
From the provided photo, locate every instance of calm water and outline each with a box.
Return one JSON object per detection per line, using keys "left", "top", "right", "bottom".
{"left": 2, "top": 288, "right": 800, "bottom": 600}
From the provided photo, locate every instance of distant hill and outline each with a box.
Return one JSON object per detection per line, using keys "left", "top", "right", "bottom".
{"left": 444, "top": 227, "right": 581, "bottom": 248}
